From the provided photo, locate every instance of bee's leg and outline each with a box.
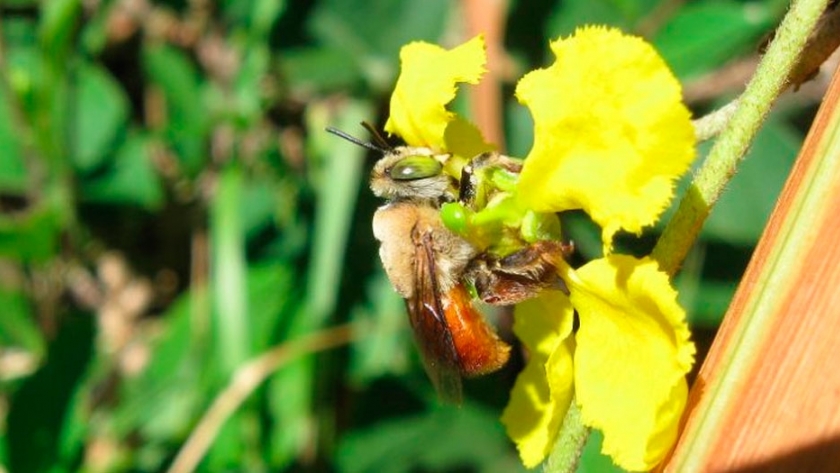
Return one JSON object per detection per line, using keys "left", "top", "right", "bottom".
{"left": 457, "top": 157, "right": 481, "bottom": 206}
{"left": 465, "top": 240, "right": 574, "bottom": 306}
{"left": 458, "top": 152, "right": 523, "bottom": 207}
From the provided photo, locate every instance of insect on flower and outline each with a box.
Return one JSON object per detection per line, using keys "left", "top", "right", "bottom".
{"left": 328, "top": 125, "right": 571, "bottom": 402}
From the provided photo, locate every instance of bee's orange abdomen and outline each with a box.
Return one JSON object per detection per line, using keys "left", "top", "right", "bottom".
{"left": 443, "top": 285, "right": 511, "bottom": 377}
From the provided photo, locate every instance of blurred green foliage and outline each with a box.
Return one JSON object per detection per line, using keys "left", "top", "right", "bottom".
{"left": 0, "top": 0, "right": 817, "bottom": 471}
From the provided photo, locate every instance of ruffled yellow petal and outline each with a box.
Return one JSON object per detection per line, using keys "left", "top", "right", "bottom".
{"left": 515, "top": 27, "right": 694, "bottom": 247}
{"left": 443, "top": 117, "right": 495, "bottom": 160}
{"left": 568, "top": 255, "right": 694, "bottom": 471}
{"left": 384, "top": 36, "right": 487, "bottom": 150}
{"left": 501, "top": 291, "right": 575, "bottom": 467}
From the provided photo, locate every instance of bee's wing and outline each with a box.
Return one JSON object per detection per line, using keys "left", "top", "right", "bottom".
{"left": 406, "top": 230, "right": 463, "bottom": 403}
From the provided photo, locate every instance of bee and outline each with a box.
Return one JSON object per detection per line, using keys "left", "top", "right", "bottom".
{"left": 328, "top": 126, "right": 570, "bottom": 402}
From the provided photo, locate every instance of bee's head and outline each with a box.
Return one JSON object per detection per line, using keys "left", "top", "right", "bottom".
{"left": 326, "top": 125, "right": 455, "bottom": 202}
{"left": 369, "top": 146, "right": 454, "bottom": 201}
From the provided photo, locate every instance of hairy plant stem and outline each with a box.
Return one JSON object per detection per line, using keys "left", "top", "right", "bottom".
{"left": 692, "top": 99, "right": 740, "bottom": 142}
{"left": 543, "top": 401, "right": 588, "bottom": 473}
{"left": 653, "top": 0, "right": 832, "bottom": 275}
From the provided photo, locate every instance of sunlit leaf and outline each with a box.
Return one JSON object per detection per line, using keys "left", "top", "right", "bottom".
{"left": 80, "top": 133, "right": 164, "bottom": 209}
{"left": 142, "top": 44, "right": 208, "bottom": 175}
{"left": 654, "top": 1, "right": 777, "bottom": 79}
{"left": 73, "top": 63, "right": 129, "bottom": 172}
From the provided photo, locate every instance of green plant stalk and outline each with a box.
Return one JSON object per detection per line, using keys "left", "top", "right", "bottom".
{"left": 212, "top": 166, "right": 250, "bottom": 375}
{"left": 653, "top": 0, "right": 831, "bottom": 275}
{"left": 692, "top": 99, "right": 740, "bottom": 142}
{"left": 269, "top": 101, "right": 371, "bottom": 469}
{"left": 543, "top": 401, "right": 589, "bottom": 473}
{"left": 300, "top": 100, "right": 371, "bottom": 331}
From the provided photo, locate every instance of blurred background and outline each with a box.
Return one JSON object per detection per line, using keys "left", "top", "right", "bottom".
{"left": 0, "top": 0, "right": 833, "bottom": 471}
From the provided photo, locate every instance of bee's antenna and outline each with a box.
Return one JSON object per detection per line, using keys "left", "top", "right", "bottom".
{"left": 326, "top": 127, "right": 387, "bottom": 153}
{"left": 361, "top": 121, "right": 393, "bottom": 150}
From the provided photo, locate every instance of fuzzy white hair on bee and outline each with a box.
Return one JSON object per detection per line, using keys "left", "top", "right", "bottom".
{"left": 326, "top": 126, "right": 456, "bottom": 202}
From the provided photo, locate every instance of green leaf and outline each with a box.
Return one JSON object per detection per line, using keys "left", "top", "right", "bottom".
{"left": 233, "top": 45, "right": 270, "bottom": 120}
{"left": 73, "top": 63, "right": 129, "bottom": 172}
{"left": 309, "top": 0, "right": 449, "bottom": 57}
{"left": 39, "top": 0, "right": 82, "bottom": 62}
{"left": 250, "top": 0, "right": 287, "bottom": 39}
{"left": 545, "top": 0, "right": 663, "bottom": 38}
{"left": 79, "top": 4, "right": 109, "bottom": 54}
{"left": 2, "top": 0, "right": 38, "bottom": 7}
{"left": 562, "top": 211, "right": 604, "bottom": 261}
{"left": 268, "top": 351, "right": 314, "bottom": 468}
{"left": 0, "top": 287, "right": 45, "bottom": 358}
{"left": 348, "top": 273, "right": 410, "bottom": 383}
{"left": 307, "top": 0, "right": 449, "bottom": 90}
{"left": 245, "top": 263, "right": 295, "bottom": 351}
{"left": 505, "top": 97, "right": 534, "bottom": 160}
{"left": 238, "top": 178, "right": 278, "bottom": 241}
{"left": 6, "top": 45, "right": 40, "bottom": 116}
{"left": 220, "top": 0, "right": 286, "bottom": 40}
{"left": 653, "top": 1, "right": 777, "bottom": 79}
{"left": 680, "top": 276, "right": 737, "bottom": 328}
{"left": 578, "top": 430, "right": 628, "bottom": 473}
{"left": 116, "top": 292, "right": 206, "bottom": 450}
{"left": 80, "top": 133, "right": 164, "bottom": 209}
{"left": 280, "top": 47, "right": 364, "bottom": 93}
{"left": 142, "top": 44, "right": 208, "bottom": 175}
{"left": 0, "top": 82, "right": 27, "bottom": 191}
{"left": 336, "top": 404, "right": 525, "bottom": 473}
{"left": 6, "top": 316, "right": 93, "bottom": 473}
{"left": 211, "top": 166, "right": 250, "bottom": 375}
{"left": 302, "top": 100, "right": 370, "bottom": 328}
{"left": 206, "top": 410, "right": 263, "bottom": 471}
{"left": 0, "top": 203, "right": 61, "bottom": 262}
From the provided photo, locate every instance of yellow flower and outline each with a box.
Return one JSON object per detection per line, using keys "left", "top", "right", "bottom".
{"left": 501, "top": 291, "right": 575, "bottom": 467}
{"left": 384, "top": 35, "right": 492, "bottom": 158}
{"left": 502, "top": 255, "right": 694, "bottom": 471}
{"left": 384, "top": 27, "right": 696, "bottom": 472}
{"left": 516, "top": 26, "right": 695, "bottom": 248}
{"left": 570, "top": 256, "right": 694, "bottom": 470}
{"left": 504, "top": 27, "right": 696, "bottom": 470}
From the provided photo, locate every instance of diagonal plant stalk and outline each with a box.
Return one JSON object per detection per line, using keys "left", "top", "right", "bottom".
{"left": 652, "top": 0, "right": 832, "bottom": 275}
{"left": 167, "top": 323, "right": 362, "bottom": 473}
{"left": 543, "top": 401, "right": 588, "bottom": 473}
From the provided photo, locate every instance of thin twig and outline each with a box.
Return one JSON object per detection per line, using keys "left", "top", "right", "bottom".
{"left": 692, "top": 99, "right": 741, "bottom": 142}
{"left": 543, "top": 400, "right": 588, "bottom": 473}
{"left": 166, "top": 323, "right": 361, "bottom": 473}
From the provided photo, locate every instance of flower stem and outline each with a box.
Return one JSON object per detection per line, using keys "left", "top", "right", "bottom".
{"left": 692, "top": 99, "right": 740, "bottom": 142}
{"left": 544, "top": 400, "right": 589, "bottom": 473}
{"left": 653, "top": 0, "right": 831, "bottom": 275}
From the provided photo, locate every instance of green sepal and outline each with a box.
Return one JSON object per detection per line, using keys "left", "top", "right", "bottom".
{"left": 521, "top": 211, "right": 563, "bottom": 243}
{"left": 441, "top": 202, "right": 471, "bottom": 236}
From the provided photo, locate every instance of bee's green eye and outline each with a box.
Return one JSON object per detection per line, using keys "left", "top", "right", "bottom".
{"left": 389, "top": 156, "right": 442, "bottom": 181}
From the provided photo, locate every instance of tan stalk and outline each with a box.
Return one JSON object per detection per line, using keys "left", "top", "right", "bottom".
{"left": 662, "top": 62, "right": 840, "bottom": 471}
